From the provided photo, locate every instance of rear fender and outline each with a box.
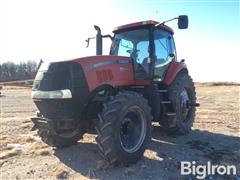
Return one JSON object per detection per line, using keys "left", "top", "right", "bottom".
{"left": 163, "top": 61, "right": 188, "bottom": 85}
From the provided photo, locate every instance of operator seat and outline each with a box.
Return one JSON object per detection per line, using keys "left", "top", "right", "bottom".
{"left": 141, "top": 57, "right": 149, "bottom": 75}
{"left": 130, "top": 47, "right": 150, "bottom": 79}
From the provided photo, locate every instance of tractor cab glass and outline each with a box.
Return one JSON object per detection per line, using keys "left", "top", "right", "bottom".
{"left": 110, "top": 27, "right": 176, "bottom": 81}
{"left": 110, "top": 29, "right": 150, "bottom": 80}
{"left": 153, "top": 29, "right": 176, "bottom": 81}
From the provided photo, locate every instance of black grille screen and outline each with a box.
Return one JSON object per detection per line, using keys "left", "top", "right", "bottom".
{"left": 32, "top": 61, "right": 89, "bottom": 118}
{"left": 33, "top": 62, "right": 71, "bottom": 91}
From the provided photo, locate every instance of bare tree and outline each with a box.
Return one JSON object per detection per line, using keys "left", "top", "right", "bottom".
{"left": 0, "top": 60, "right": 38, "bottom": 82}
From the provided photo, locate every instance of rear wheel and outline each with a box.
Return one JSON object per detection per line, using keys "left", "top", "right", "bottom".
{"left": 95, "top": 91, "right": 152, "bottom": 166}
{"left": 165, "top": 73, "right": 196, "bottom": 134}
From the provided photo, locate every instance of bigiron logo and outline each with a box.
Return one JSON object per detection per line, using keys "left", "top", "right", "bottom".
{"left": 181, "top": 161, "right": 237, "bottom": 179}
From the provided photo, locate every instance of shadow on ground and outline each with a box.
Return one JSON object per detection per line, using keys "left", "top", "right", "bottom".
{"left": 54, "top": 126, "right": 240, "bottom": 179}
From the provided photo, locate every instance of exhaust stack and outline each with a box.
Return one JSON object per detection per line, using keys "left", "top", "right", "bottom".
{"left": 94, "top": 25, "right": 102, "bottom": 55}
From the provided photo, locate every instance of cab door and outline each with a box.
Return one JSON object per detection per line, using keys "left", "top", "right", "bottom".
{"left": 153, "top": 29, "right": 176, "bottom": 81}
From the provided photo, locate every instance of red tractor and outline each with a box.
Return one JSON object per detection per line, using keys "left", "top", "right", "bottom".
{"left": 31, "top": 15, "right": 199, "bottom": 165}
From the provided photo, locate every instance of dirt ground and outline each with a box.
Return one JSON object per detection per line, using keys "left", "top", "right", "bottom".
{"left": 0, "top": 84, "right": 239, "bottom": 179}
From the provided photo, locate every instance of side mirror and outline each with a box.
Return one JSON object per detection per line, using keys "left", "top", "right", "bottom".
{"left": 178, "top": 15, "right": 188, "bottom": 29}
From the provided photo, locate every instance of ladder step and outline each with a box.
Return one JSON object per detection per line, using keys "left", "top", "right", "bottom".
{"left": 161, "top": 101, "right": 171, "bottom": 104}
{"left": 166, "top": 112, "right": 176, "bottom": 116}
{"left": 158, "top": 89, "right": 168, "bottom": 93}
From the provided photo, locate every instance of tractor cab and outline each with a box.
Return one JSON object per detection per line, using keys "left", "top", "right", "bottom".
{"left": 110, "top": 20, "right": 176, "bottom": 81}
{"left": 93, "top": 15, "right": 188, "bottom": 82}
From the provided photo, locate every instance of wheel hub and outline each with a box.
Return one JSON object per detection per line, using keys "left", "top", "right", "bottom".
{"left": 180, "top": 88, "right": 190, "bottom": 121}
{"left": 119, "top": 106, "right": 146, "bottom": 153}
{"left": 121, "top": 118, "right": 134, "bottom": 136}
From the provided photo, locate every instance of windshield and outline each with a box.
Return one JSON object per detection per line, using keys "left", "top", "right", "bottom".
{"left": 110, "top": 29, "right": 150, "bottom": 63}
{"left": 110, "top": 29, "right": 150, "bottom": 79}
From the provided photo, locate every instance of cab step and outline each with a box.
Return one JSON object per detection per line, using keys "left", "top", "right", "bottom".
{"left": 158, "top": 89, "right": 168, "bottom": 93}
{"left": 161, "top": 101, "right": 171, "bottom": 104}
{"left": 166, "top": 112, "right": 176, "bottom": 116}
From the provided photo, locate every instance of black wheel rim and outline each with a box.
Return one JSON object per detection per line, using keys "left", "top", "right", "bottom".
{"left": 179, "top": 87, "right": 191, "bottom": 122}
{"left": 120, "top": 106, "right": 146, "bottom": 153}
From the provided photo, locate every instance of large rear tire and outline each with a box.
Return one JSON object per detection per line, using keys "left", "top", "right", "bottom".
{"left": 95, "top": 91, "right": 152, "bottom": 166}
{"left": 165, "top": 73, "right": 196, "bottom": 135}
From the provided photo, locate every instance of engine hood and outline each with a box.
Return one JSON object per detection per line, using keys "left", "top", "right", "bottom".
{"left": 72, "top": 55, "right": 134, "bottom": 91}
{"left": 72, "top": 55, "right": 131, "bottom": 70}
{"left": 63, "top": 55, "right": 131, "bottom": 64}
{"left": 38, "top": 55, "right": 149, "bottom": 92}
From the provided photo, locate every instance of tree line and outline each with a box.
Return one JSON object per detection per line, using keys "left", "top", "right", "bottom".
{"left": 0, "top": 60, "right": 39, "bottom": 82}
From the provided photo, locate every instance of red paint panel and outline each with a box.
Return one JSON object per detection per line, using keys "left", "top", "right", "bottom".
{"left": 71, "top": 55, "right": 150, "bottom": 91}
{"left": 163, "top": 61, "right": 187, "bottom": 85}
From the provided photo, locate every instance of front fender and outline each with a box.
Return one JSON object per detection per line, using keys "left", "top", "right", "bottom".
{"left": 163, "top": 61, "right": 188, "bottom": 85}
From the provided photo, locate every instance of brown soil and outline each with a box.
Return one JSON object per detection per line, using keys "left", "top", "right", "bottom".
{"left": 0, "top": 84, "right": 239, "bottom": 179}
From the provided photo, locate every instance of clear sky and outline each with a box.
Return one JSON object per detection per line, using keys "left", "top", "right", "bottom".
{"left": 0, "top": 0, "right": 239, "bottom": 82}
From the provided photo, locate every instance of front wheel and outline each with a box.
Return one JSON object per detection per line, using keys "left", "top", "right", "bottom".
{"left": 32, "top": 116, "right": 85, "bottom": 148}
{"left": 95, "top": 91, "right": 152, "bottom": 166}
{"left": 37, "top": 127, "right": 83, "bottom": 148}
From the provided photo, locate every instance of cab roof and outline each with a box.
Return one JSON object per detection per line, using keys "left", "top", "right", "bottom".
{"left": 113, "top": 20, "right": 174, "bottom": 34}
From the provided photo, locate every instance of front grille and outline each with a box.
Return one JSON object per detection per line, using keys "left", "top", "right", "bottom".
{"left": 32, "top": 61, "right": 89, "bottom": 118}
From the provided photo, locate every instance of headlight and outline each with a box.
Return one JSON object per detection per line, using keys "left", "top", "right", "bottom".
{"left": 31, "top": 89, "right": 72, "bottom": 99}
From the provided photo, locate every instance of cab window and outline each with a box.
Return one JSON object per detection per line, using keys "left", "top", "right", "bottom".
{"left": 154, "top": 29, "right": 175, "bottom": 80}
{"left": 110, "top": 29, "right": 150, "bottom": 79}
